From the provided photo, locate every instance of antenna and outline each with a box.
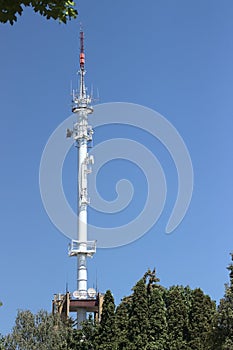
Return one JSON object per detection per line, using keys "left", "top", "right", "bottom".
{"left": 96, "top": 269, "right": 98, "bottom": 293}
{"left": 71, "top": 30, "right": 93, "bottom": 113}
{"left": 66, "top": 281, "right": 69, "bottom": 293}
{"left": 96, "top": 88, "right": 100, "bottom": 102}
{"left": 79, "top": 30, "right": 85, "bottom": 71}
{"left": 70, "top": 80, "right": 73, "bottom": 97}
{"left": 90, "top": 84, "right": 94, "bottom": 100}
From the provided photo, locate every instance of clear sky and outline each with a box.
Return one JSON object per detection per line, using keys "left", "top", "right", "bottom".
{"left": 1, "top": 0, "right": 233, "bottom": 335}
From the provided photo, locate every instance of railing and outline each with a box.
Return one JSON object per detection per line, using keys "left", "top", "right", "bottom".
{"left": 68, "top": 240, "right": 97, "bottom": 257}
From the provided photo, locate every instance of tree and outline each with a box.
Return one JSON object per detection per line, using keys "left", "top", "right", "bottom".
{"left": 0, "top": 335, "right": 4, "bottom": 350}
{"left": 0, "top": 303, "right": 3, "bottom": 348}
{"left": 67, "top": 314, "right": 96, "bottom": 350}
{"left": 4, "top": 309, "right": 72, "bottom": 350}
{"left": 128, "top": 276, "right": 150, "bottom": 349}
{"left": 216, "top": 253, "right": 233, "bottom": 349}
{"left": 188, "top": 288, "right": 216, "bottom": 350}
{"left": 165, "top": 286, "right": 191, "bottom": 350}
{"left": 5, "top": 309, "right": 36, "bottom": 350}
{"left": 146, "top": 270, "right": 168, "bottom": 350}
{"left": 0, "top": 0, "right": 78, "bottom": 25}
{"left": 115, "top": 296, "right": 132, "bottom": 349}
{"left": 94, "top": 290, "right": 117, "bottom": 350}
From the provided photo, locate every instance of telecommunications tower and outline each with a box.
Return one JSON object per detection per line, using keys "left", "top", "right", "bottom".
{"left": 67, "top": 30, "right": 96, "bottom": 325}
{"left": 53, "top": 30, "right": 103, "bottom": 327}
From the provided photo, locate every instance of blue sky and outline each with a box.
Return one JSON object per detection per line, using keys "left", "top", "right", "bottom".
{"left": 1, "top": 0, "right": 233, "bottom": 334}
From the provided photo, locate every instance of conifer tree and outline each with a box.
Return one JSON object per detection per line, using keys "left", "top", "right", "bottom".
{"left": 188, "top": 288, "right": 216, "bottom": 350}
{"left": 165, "top": 286, "right": 191, "bottom": 350}
{"left": 128, "top": 276, "right": 149, "bottom": 349}
{"left": 216, "top": 253, "right": 233, "bottom": 349}
{"left": 146, "top": 270, "right": 168, "bottom": 350}
{"left": 94, "top": 290, "right": 117, "bottom": 350}
{"left": 115, "top": 296, "right": 132, "bottom": 350}
{"left": 0, "top": 335, "right": 4, "bottom": 350}
{"left": 80, "top": 314, "right": 96, "bottom": 349}
{"left": 67, "top": 314, "right": 95, "bottom": 350}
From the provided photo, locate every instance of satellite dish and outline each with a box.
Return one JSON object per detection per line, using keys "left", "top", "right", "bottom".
{"left": 80, "top": 290, "right": 88, "bottom": 299}
{"left": 73, "top": 290, "right": 81, "bottom": 299}
{"left": 87, "top": 288, "right": 96, "bottom": 298}
{"left": 73, "top": 290, "right": 88, "bottom": 299}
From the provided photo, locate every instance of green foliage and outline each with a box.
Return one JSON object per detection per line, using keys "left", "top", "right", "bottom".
{"left": 94, "top": 290, "right": 117, "bottom": 349}
{"left": 115, "top": 269, "right": 168, "bottom": 350}
{"left": 5, "top": 255, "right": 233, "bottom": 349}
{"left": 216, "top": 252, "right": 233, "bottom": 349}
{"left": 147, "top": 287, "right": 167, "bottom": 349}
{"left": 146, "top": 269, "right": 168, "bottom": 350}
{"left": 80, "top": 314, "right": 96, "bottom": 349}
{"left": 4, "top": 309, "right": 72, "bottom": 349}
{"left": 128, "top": 277, "right": 150, "bottom": 349}
{"left": 222, "top": 337, "right": 233, "bottom": 350}
{"left": 0, "top": 0, "right": 78, "bottom": 25}
{"left": 188, "top": 288, "right": 216, "bottom": 350}
{"left": 165, "top": 286, "right": 191, "bottom": 349}
{"left": 0, "top": 335, "right": 5, "bottom": 350}
{"left": 67, "top": 314, "right": 96, "bottom": 350}
{"left": 115, "top": 296, "right": 132, "bottom": 349}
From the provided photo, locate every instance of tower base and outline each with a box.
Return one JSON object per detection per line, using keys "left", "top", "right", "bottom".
{"left": 52, "top": 292, "right": 104, "bottom": 324}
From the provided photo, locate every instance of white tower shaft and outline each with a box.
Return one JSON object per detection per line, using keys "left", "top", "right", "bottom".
{"left": 78, "top": 137, "right": 88, "bottom": 295}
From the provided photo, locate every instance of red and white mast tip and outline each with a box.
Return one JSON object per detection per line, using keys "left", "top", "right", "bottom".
{"left": 80, "top": 31, "right": 85, "bottom": 70}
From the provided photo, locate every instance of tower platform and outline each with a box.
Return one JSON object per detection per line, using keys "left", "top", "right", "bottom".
{"left": 68, "top": 240, "right": 96, "bottom": 257}
{"left": 52, "top": 292, "right": 104, "bottom": 322}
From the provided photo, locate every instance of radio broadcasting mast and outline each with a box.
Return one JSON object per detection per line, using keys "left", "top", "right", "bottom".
{"left": 52, "top": 30, "right": 103, "bottom": 328}
{"left": 66, "top": 30, "right": 97, "bottom": 326}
